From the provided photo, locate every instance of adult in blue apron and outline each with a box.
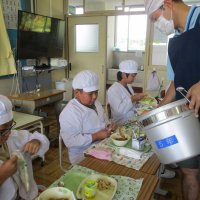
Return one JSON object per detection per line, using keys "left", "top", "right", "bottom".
{"left": 168, "top": 11, "right": 200, "bottom": 104}
{"left": 168, "top": 12, "right": 200, "bottom": 199}
{"left": 168, "top": 9, "right": 200, "bottom": 197}
{"left": 144, "top": 0, "right": 200, "bottom": 199}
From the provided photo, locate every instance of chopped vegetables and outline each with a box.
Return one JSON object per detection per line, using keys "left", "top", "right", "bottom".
{"left": 139, "top": 95, "right": 157, "bottom": 106}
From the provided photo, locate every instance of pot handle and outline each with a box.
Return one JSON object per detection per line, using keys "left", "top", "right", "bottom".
{"left": 176, "top": 87, "right": 191, "bottom": 103}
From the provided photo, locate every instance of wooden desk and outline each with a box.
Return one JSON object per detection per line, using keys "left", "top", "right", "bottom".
{"left": 8, "top": 89, "right": 64, "bottom": 114}
{"left": 79, "top": 157, "right": 159, "bottom": 200}
{"left": 13, "top": 111, "right": 43, "bottom": 134}
{"left": 140, "top": 154, "right": 160, "bottom": 175}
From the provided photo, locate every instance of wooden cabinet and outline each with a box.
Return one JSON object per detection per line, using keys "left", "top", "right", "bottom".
{"left": 35, "top": 0, "right": 64, "bottom": 18}
{"left": 35, "top": 0, "right": 51, "bottom": 16}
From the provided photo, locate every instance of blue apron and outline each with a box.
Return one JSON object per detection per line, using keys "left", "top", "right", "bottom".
{"left": 168, "top": 10, "right": 200, "bottom": 102}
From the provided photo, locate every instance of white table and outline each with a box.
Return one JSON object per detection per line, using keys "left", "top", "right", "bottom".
{"left": 13, "top": 111, "right": 44, "bottom": 134}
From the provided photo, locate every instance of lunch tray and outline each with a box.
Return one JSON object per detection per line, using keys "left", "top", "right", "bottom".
{"left": 50, "top": 165, "right": 143, "bottom": 200}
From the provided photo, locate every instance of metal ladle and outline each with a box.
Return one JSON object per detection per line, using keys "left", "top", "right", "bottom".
{"left": 176, "top": 87, "right": 191, "bottom": 103}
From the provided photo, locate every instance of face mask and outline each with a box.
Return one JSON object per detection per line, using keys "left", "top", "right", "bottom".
{"left": 154, "top": 14, "right": 175, "bottom": 35}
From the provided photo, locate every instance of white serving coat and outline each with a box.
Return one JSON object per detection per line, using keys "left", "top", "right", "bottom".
{"left": 0, "top": 130, "right": 49, "bottom": 200}
{"left": 59, "top": 98, "right": 109, "bottom": 165}
{"left": 107, "top": 82, "right": 136, "bottom": 124}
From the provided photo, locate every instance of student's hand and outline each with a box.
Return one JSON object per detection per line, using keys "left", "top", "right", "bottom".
{"left": 107, "top": 122, "right": 116, "bottom": 132}
{"left": 23, "top": 139, "right": 41, "bottom": 154}
{"left": 92, "top": 129, "right": 112, "bottom": 141}
{"left": 187, "top": 82, "right": 200, "bottom": 117}
{"left": 164, "top": 0, "right": 172, "bottom": 8}
{"left": 0, "top": 155, "right": 18, "bottom": 184}
{"left": 132, "top": 93, "right": 145, "bottom": 102}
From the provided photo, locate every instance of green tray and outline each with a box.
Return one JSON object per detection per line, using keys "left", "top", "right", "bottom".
{"left": 62, "top": 171, "right": 88, "bottom": 195}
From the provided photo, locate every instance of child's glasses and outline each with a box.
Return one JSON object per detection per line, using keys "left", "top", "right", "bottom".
{"left": 0, "top": 121, "right": 16, "bottom": 137}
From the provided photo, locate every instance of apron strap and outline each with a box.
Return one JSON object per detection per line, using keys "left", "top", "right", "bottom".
{"left": 194, "top": 10, "right": 200, "bottom": 27}
{"left": 186, "top": 7, "right": 197, "bottom": 30}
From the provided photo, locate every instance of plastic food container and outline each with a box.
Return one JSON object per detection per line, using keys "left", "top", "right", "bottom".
{"left": 84, "top": 179, "right": 97, "bottom": 198}
{"left": 110, "top": 133, "right": 131, "bottom": 147}
{"left": 37, "top": 187, "right": 75, "bottom": 200}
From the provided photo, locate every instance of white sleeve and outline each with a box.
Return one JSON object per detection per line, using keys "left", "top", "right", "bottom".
{"left": 59, "top": 107, "right": 92, "bottom": 149}
{"left": 29, "top": 131, "right": 49, "bottom": 157}
{"left": 108, "top": 87, "right": 133, "bottom": 114}
{"left": 9, "top": 130, "right": 49, "bottom": 157}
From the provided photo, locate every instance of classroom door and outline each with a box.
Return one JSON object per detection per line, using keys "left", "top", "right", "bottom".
{"left": 68, "top": 16, "right": 107, "bottom": 105}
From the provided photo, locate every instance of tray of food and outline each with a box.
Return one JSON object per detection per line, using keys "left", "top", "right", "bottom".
{"left": 76, "top": 174, "right": 117, "bottom": 200}
{"left": 136, "top": 95, "right": 157, "bottom": 115}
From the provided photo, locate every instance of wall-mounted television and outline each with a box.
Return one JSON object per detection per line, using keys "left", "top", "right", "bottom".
{"left": 17, "top": 10, "right": 65, "bottom": 60}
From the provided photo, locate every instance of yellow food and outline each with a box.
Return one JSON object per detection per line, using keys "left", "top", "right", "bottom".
{"left": 97, "top": 178, "right": 112, "bottom": 190}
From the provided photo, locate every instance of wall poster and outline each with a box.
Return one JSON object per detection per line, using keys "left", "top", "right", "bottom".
{"left": 1, "top": 0, "right": 21, "bottom": 29}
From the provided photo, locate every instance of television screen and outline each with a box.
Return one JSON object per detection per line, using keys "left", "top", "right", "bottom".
{"left": 17, "top": 10, "right": 65, "bottom": 59}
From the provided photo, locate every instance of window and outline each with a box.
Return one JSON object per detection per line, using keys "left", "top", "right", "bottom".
{"left": 151, "top": 26, "right": 174, "bottom": 66}
{"left": 85, "top": 0, "right": 123, "bottom": 12}
{"left": 68, "top": 6, "right": 84, "bottom": 15}
{"left": 115, "top": 13, "right": 147, "bottom": 51}
{"left": 75, "top": 24, "right": 99, "bottom": 52}
{"left": 68, "top": 0, "right": 84, "bottom": 15}
{"left": 75, "top": 7, "right": 84, "bottom": 14}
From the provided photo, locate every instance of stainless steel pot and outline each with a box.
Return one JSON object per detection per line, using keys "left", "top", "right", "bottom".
{"left": 138, "top": 99, "right": 200, "bottom": 164}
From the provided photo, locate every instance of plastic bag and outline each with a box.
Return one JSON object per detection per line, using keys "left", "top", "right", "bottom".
{"left": 146, "top": 71, "right": 160, "bottom": 91}
{"left": 12, "top": 150, "right": 30, "bottom": 192}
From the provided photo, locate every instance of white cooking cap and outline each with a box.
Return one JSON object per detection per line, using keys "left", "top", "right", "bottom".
{"left": 144, "top": 0, "right": 164, "bottom": 15}
{"left": 0, "top": 95, "right": 13, "bottom": 125}
{"left": 72, "top": 70, "right": 99, "bottom": 92}
{"left": 119, "top": 60, "right": 138, "bottom": 74}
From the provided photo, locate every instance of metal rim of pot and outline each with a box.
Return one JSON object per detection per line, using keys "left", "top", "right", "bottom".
{"left": 138, "top": 98, "right": 190, "bottom": 128}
